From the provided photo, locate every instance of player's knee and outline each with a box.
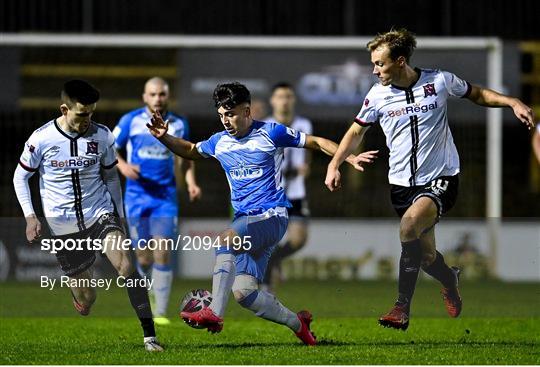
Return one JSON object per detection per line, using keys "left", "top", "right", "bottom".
{"left": 400, "top": 217, "right": 421, "bottom": 240}
{"left": 232, "top": 275, "right": 258, "bottom": 307}
{"left": 116, "top": 261, "right": 133, "bottom": 278}
{"left": 153, "top": 249, "right": 170, "bottom": 265}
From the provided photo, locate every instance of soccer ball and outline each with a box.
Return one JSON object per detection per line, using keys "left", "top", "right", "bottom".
{"left": 179, "top": 289, "right": 212, "bottom": 328}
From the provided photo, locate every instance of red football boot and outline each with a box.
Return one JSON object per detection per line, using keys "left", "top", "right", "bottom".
{"left": 181, "top": 307, "right": 223, "bottom": 333}
{"left": 378, "top": 303, "right": 409, "bottom": 330}
{"left": 441, "top": 267, "right": 462, "bottom": 318}
{"left": 295, "top": 310, "right": 317, "bottom": 345}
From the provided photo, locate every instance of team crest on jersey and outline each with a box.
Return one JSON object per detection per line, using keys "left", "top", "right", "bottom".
{"left": 285, "top": 127, "right": 298, "bottom": 138}
{"left": 423, "top": 83, "right": 437, "bottom": 97}
{"left": 86, "top": 141, "right": 99, "bottom": 155}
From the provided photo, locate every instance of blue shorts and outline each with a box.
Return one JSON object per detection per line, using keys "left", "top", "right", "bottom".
{"left": 125, "top": 188, "right": 178, "bottom": 244}
{"left": 216, "top": 207, "right": 288, "bottom": 282}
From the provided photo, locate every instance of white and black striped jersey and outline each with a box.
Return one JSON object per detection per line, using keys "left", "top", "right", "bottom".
{"left": 355, "top": 68, "right": 471, "bottom": 187}
{"left": 265, "top": 115, "right": 313, "bottom": 200}
{"left": 18, "top": 119, "right": 118, "bottom": 235}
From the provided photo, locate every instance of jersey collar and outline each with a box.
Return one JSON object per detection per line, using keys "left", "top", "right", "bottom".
{"left": 391, "top": 67, "right": 422, "bottom": 91}
{"left": 54, "top": 118, "right": 90, "bottom": 140}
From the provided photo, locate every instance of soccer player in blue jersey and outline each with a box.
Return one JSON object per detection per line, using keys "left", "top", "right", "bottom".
{"left": 147, "top": 82, "right": 377, "bottom": 345}
{"left": 113, "top": 77, "right": 202, "bottom": 325}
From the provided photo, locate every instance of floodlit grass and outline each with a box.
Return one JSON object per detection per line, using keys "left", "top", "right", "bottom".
{"left": 1, "top": 279, "right": 538, "bottom": 364}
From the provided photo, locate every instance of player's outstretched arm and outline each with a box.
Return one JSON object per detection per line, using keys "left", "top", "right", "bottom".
{"left": 146, "top": 110, "right": 203, "bottom": 160}
{"left": 325, "top": 123, "right": 369, "bottom": 192}
{"left": 467, "top": 85, "right": 536, "bottom": 129}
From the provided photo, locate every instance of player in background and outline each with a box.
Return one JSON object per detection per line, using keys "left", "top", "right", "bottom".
{"left": 13, "top": 80, "right": 163, "bottom": 351}
{"left": 325, "top": 29, "right": 536, "bottom": 331}
{"left": 113, "top": 77, "right": 202, "bottom": 325}
{"left": 147, "top": 82, "right": 378, "bottom": 345}
{"left": 533, "top": 123, "right": 540, "bottom": 164}
{"left": 262, "top": 82, "right": 313, "bottom": 292}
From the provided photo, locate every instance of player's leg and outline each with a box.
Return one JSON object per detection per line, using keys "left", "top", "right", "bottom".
{"left": 148, "top": 201, "right": 177, "bottom": 323}
{"left": 419, "top": 227, "right": 462, "bottom": 317}
{"left": 264, "top": 219, "right": 308, "bottom": 289}
{"left": 180, "top": 228, "right": 237, "bottom": 330}
{"left": 263, "top": 200, "right": 309, "bottom": 290}
{"left": 53, "top": 232, "right": 98, "bottom": 316}
{"left": 69, "top": 268, "right": 97, "bottom": 316}
{"left": 379, "top": 196, "right": 438, "bottom": 330}
{"left": 231, "top": 211, "right": 316, "bottom": 345}
{"left": 103, "top": 228, "right": 162, "bottom": 351}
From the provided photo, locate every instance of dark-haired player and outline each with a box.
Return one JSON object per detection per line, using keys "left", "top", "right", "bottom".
{"left": 263, "top": 82, "right": 313, "bottom": 292}
{"left": 147, "top": 82, "right": 378, "bottom": 345}
{"left": 13, "top": 80, "right": 163, "bottom": 351}
{"left": 325, "top": 29, "right": 536, "bottom": 330}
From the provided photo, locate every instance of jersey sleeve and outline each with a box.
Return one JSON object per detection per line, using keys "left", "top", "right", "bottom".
{"left": 112, "top": 114, "right": 131, "bottom": 150}
{"left": 101, "top": 130, "right": 118, "bottom": 169}
{"left": 268, "top": 123, "right": 306, "bottom": 148}
{"left": 195, "top": 133, "right": 222, "bottom": 158}
{"left": 18, "top": 132, "right": 42, "bottom": 172}
{"left": 441, "top": 70, "right": 472, "bottom": 98}
{"left": 354, "top": 88, "right": 379, "bottom": 126}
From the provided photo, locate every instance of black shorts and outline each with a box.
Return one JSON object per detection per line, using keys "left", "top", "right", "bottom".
{"left": 287, "top": 199, "right": 310, "bottom": 220}
{"left": 53, "top": 213, "right": 125, "bottom": 277}
{"left": 390, "top": 175, "right": 459, "bottom": 218}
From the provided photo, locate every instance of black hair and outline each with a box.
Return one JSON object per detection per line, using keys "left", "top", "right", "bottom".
{"left": 271, "top": 81, "right": 295, "bottom": 94}
{"left": 213, "top": 82, "right": 251, "bottom": 109}
{"left": 61, "top": 79, "right": 100, "bottom": 107}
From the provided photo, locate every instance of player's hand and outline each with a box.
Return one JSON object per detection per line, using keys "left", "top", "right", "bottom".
{"left": 118, "top": 161, "right": 140, "bottom": 180}
{"left": 25, "top": 214, "right": 42, "bottom": 243}
{"left": 147, "top": 110, "right": 170, "bottom": 139}
{"left": 187, "top": 184, "right": 202, "bottom": 202}
{"left": 348, "top": 150, "right": 379, "bottom": 172}
{"left": 325, "top": 165, "right": 342, "bottom": 192}
{"left": 511, "top": 99, "right": 536, "bottom": 130}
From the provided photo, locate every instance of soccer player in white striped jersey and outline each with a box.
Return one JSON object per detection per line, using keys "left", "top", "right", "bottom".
{"left": 13, "top": 80, "right": 163, "bottom": 351}
{"left": 263, "top": 82, "right": 314, "bottom": 292}
{"left": 325, "top": 29, "right": 536, "bottom": 330}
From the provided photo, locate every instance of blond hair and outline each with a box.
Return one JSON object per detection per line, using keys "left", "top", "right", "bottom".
{"left": 367, "top": 28, "right": 417, "bottom": 62}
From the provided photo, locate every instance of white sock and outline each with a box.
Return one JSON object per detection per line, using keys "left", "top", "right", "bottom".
{"left": 241, "top": 289, "right": 300, "bottom": 332}
{"left": 151, "top": 263, "right": 172, "bottom": 316}
{"left": 209, "top": 253, "right": 236, "bottom": 317}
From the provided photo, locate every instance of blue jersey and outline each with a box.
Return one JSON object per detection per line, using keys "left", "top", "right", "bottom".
{"left": 113, "top": 108, "right": 190, "bottom": 191}
{"left": 196, "top": 120, "right": 306, "bottom": 218}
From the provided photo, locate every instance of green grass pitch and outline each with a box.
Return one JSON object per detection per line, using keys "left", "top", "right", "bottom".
{"left": 1, "top": 279, "right": 539, "bottom": 364}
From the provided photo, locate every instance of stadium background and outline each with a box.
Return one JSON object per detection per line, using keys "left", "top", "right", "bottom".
{"left": 1, "top": 0, "right": 538, "bottom": 282}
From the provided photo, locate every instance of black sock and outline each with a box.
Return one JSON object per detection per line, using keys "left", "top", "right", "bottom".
{"left": 263, "top": 242, "right": 299, "bottom": 284}
{"left": 125, "top": 271, "right": 155, "bottom": 338}
{"left": 422, "top": 250, "right": 456, "bottom": 289}
{"left": 396, "top": 239, "right": 422, "bottom": 307}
